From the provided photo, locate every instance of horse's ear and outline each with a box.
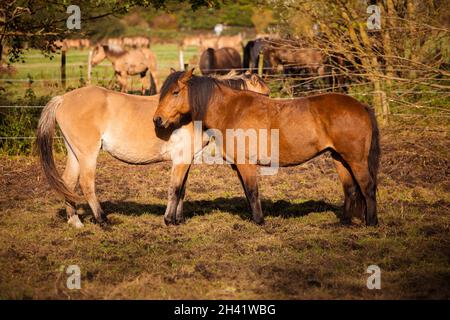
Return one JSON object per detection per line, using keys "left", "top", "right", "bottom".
{"left": 250, "top": 73, "right": 259, "bottom": 85}
{"left": 170, "top": 67, "right": 176, "bottom": 74}
{"left": 179, "top": 68, "right": 195, "bottom": 85}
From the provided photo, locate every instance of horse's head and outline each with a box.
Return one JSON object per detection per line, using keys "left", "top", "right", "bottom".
{"left": 242, "top": 71, "right": 270, "bottom": 95}
{"left": 90, "top": 44, "right": 106, "bottom": 66}
{"left": 153, "top": 68, "right": 194, "bottom": 128}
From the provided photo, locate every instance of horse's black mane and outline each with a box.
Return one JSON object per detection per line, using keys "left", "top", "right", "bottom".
{"left": 159, "top": 71, "right": 248, "bottom": 121}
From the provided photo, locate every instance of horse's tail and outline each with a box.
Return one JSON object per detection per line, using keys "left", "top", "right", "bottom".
{"left": 365, "top": 105, "right": 380, "bottom": 188}
{"left": 243, "top": 40, "right": 254, "bottom": 69}
{"left": 205, "top": 48, "right": 215, "bottom": 73}
{"left": 149, "top": 72, "right": 157, "bottom": 95}
{"left": 36, "top": 96, "right": 81, "bottom": 203}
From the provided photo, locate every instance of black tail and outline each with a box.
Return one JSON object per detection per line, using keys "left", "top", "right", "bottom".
{"left": 149, "top": 73, "right": 157, "bottom": 95}
{"left": 205, "top": 48, "right": 215, "bottom": 73}
{"left": 243, "top": 40, "right": 254, "bottom": 70}
{"left": 365, "top": 105, "right": 380, "bottom": 188}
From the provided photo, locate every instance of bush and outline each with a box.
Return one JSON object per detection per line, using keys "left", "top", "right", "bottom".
{"left": 0, "top": 88, "right": 64, "bottom": 156}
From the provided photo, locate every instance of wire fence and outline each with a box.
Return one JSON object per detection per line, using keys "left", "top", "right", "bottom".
{"left": 1, "top": 61, "right": 449, "bottom": 143}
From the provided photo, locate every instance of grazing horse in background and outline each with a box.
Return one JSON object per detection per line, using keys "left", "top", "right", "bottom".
{"left": 153, "top": 69, "right": 380, "bottom": 226}
{"left": 36, "top": 71, "right": 270, "bottom": 228}
{"left": 216, "top": 34, "right": 243, "bottom": 52}
{"left": 90, "top": 44, "right": 158, "bottom": 95}
{"left": 243, "top": 38, "right": 272, "bottom": 73}
{"left": 199, "top": 47, "right": 242, "bottom": 75}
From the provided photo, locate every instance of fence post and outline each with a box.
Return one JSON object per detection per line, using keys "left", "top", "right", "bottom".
{"left": 380, "top": 90, "right": 389, "bottom": 124}
{"left": 258, "top": 49, "right": 264, "bottom": 76}
{"left": 373, "top": 88, "right": 389, "bottom": 125}
{"left": 179, "top": 48, "right": 185, "bottom": 71}
{"left": 87, "top": 49, "right": 93, "bottom": 85}
{"left": 61, "top": 49, "right": 66, "bottom": 88}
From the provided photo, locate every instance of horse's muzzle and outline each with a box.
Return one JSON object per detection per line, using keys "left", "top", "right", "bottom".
{"left": 153, "top": 116, "right": 163, "bottom": 128}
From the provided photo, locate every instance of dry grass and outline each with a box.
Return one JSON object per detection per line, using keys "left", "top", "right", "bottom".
{"left": 0, "top": 123, "right": 449, "bottom": 299}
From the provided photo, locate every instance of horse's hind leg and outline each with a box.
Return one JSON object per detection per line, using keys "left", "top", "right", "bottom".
{"left": 117, "top": 73, "right": 128, "bottom": 93}
{"left": 140, "top": 73, "right": 150, "bottom": 95}
{"left": 62, "top": 144, "right": 83, "bottom": 228}
{"left": 234, "top": 164, "right": 264, "bottom": 225}
{"left": 78, "top": 148, "right": 107, "bottom": 225}
{"left": 347, "top": 161, "right": 378, "bottom": 226}
{"left": 331, "top": 153, "right": 365, "bottom": 224}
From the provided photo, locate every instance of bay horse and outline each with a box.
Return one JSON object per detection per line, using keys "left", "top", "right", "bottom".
{"left": 90, "top": 44, "right": 158, "bottom": 95}
{"left": 153, "top": 69, "right": 380, "bottom": 226}
{"left": 243, "top": 38, "right": 272, "bottom": 73}
{"left": 36, "top": 71, "right": 269, "bottom": 228}
{"left": 199, "top": 47, "right": 242, "bottom": 75}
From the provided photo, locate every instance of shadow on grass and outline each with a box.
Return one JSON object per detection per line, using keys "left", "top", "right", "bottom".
{"left": 58, "top": 197, "right": 341, "bottom": 222}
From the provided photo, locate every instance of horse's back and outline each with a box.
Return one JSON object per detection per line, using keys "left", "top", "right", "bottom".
{"left": 56, "top": 86, "right": 164, "bottom": 162}
{"left": 57, "top": 86, "right": 110, "bottom": 126}
{"left": 219, "top": 47, "right": 241, "bottom": 68}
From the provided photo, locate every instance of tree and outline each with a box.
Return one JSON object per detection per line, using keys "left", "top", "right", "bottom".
{"left": 265, "top": 0, "right": 450, "bottom": 119}
{"left": 0, "top": 0, "right": 221, "bottom": 63}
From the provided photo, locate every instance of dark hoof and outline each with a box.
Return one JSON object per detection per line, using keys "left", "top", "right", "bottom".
{"left": 340, "top": 216, "right": 352, "bottom": 225}
{"left": 164, "top": 216, "right": 174, "bottom": 226}
{"left": 95, "top": 214, "right": 108, "bottom": 227}
{"left": 174, "top": 216, "right": 185, "bottom": 225}
{"left": 366, "top": 216, "right": 379, "bottom": 226}
{"left": 253, "top": 216, "right": 265, "bottom": 225}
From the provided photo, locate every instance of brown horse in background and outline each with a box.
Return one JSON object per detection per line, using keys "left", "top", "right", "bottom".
{"left": 36, "top": 72, "right": 270, "bottom": 228}
{"left": 199, "top": 47, "right": 242, "bottom": 75}
{"left": 91, "top": 44, "right": 158, "bottom": 95}
{"left": 154, "top": 69, "right": 380, "bottom": 226}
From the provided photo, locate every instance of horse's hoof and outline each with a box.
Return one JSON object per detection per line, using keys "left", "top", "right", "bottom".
{"left": 253, "top": 217, "right": 265, "bottom": 225}
{"left": 340, "top": 217, "right": 352, "bottom": 225}
{"left": 174, "top": 217, "right": 185, "bottom": 225}
{"left": 164, "top": 216, "right": 174, "bottom": 226}
{"left": 95, "top": 214, "right": 108, "bottom": 227}
{"left": 68, "top": 215, "right": 84, "bottom": 229}
{"left": 366, "top": 217, "right": 379, "bottom": 227}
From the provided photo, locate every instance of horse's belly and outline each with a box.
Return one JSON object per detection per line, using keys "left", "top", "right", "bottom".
{"left": 101, "top": 132, "right": 164, "bottom": 164}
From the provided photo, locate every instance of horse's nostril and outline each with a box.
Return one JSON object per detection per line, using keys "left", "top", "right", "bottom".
{"left": 153, "top": 116, "right": 162, "bottom": 127}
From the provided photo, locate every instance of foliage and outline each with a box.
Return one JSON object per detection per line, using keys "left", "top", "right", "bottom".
{"left": 0, "top": 88, "right": 52, "bottom": 155}
{"left": 0, "top": 0, "right": 224, "bottom": 62}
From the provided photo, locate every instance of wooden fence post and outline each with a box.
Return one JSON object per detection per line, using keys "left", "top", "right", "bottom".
{"left": 179, "top": 48, "right": 185, "bottom": 71}
{"left": 61, "top": 49, "right": 66, "bottom": 88}
{"left": 87, "top": 49, "right": 93, "bottom": 85}
{"left": 258, "top": 49, "right": 264, "bottom": 76}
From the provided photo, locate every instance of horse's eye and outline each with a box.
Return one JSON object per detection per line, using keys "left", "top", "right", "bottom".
{"left": 173, "top": 90, "right": 179, "bottom": 96}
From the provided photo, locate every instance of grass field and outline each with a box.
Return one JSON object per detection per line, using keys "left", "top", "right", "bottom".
{"left": 1, "top": 44, "right": 200, "bottom": 99}
{"left": 0, "top": 43, "right": 449, "bottom": 300}
{"left": 0, "top": 123, "right": 449, "bottom": 299}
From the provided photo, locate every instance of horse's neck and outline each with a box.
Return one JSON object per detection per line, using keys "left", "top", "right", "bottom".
{"left": 104, "top": 48, "right": 125, "bottom": 64}
{"left": 202, "top": 87, "right": 236, "bottom": 130}
{"left": 104, "top": 51, "right": 118, "bottom": 64}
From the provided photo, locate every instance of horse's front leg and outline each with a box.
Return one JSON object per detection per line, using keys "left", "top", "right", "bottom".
{"left": 175, "top": 165, "right": 191, "bottom": 224}
{"left": 164, "top": 163, "right": 191, "bottom": 225}
{"left": 116, "top": 72, "right": 128, "bottom": 92}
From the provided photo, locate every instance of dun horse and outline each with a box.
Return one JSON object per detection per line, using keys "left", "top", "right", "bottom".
{"left": 36, "top": 71, "right": 269, "bottom": 228}
{"left": 91, "top": 44, "right": 158, "bottom": 95}
{"left": 199, "top": 47, "right": 242, "bottom": 75}
{"left": 154, "top": 69, "right": 380, "bottom": 226}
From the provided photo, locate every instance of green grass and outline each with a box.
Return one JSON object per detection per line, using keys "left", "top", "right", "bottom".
{"left": 1, "top": 44, "right": 200, "bottom": 99}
